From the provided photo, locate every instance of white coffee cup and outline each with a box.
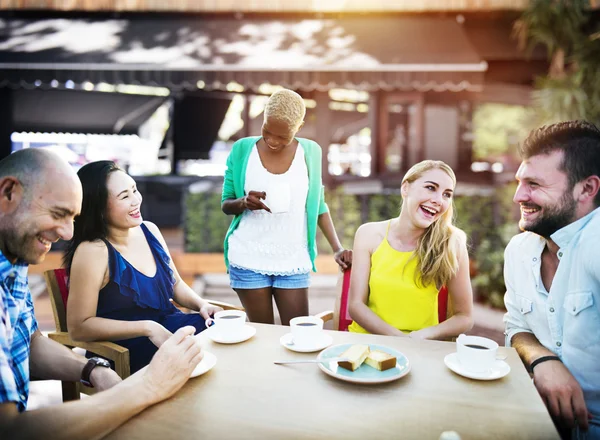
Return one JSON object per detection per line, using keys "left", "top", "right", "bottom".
{"left": 290, "top": 316, "right": 324, "bottom": 346}
{"left": 210, "top": 310, "right": 247, "bottom": 337}
{"left": 264, "top": 182, "right": 291, "bottom": 214}
{"left": 456, "top": 334, "right": 498, "bottom": 373}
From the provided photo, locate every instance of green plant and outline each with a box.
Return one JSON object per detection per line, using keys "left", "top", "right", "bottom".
{"left": 471, "top": 223, "right": 520, "bottom": 309}
{"left": 453, "top": 184, "right": 519, "bottom": 308}
{"left": 317, "top": 188, "right": 362, "bottom": 254}
{"left": 185, "top": 191, "right": 229, "bottom": 252}
{"left": 515, "top": 0, "right": 600, "bottom": 125}
{"left": 472, "top": 103, "right": 536, "bottom": 161}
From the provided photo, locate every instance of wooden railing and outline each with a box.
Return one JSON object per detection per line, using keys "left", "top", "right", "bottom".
{"left": 29, "top": 252, "right": 341, "bottom": 286}
{"left": 28, "top": 252, "right": 63, "bottom": 275}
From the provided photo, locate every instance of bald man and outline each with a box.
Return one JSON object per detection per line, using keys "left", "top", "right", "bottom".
{"left": 0, "top": 149, "right": 203, "bottom": 440}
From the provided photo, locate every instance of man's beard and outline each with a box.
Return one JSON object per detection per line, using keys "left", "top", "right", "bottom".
{"left": 3, "top": 212, "right": 47, "bottom": 264}
{"left": 4, "top": 229, "right": 45, "bottom": 264}
{"left": 519, "top": 191, "right": 577, "bottom": 239}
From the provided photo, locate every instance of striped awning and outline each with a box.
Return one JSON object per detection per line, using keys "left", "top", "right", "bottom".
{"left": 0, "top": 16, "right": 486, "bottom": 92}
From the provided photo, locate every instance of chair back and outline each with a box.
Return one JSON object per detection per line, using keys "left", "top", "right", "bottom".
{"left": 437, "top": 285, "right": 450, "bottom": 323}
{"left": 333, "top": 269, "right": 353, "bottom": 331}
{"left": 334, "top": 267, "right": 450, "bottom": 331}
{"left": 44, "top": 268, "right": 70, "bottom": 333}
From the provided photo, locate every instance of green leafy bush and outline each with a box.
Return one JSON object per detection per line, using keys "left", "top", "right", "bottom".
{"left": 470, "top": 224, "right": 518, "bottom": 309}
{"left": 185, "top": 191, "right": 229, "bottom": 252}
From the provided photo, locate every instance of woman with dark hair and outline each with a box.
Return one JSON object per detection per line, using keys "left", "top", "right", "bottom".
{"left": 64, "top": 161, "right": 221, "bottom": 373}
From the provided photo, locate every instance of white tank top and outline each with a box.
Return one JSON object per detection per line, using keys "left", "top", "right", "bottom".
{"left": 227, "top": 143, "right": 312, "bottom": 275}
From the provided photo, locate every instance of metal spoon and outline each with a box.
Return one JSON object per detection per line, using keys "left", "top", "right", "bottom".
{"left": 274, "top": 357, "right": 349, "bottom": 365}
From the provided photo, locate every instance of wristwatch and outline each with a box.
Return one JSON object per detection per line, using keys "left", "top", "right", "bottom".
{"left": 81, "top": 357, "right": 111, "bottom": 387}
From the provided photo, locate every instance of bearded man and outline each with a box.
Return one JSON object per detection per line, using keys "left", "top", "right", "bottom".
{"left": 504, "top": 120, "right": 600, "bottom": 440}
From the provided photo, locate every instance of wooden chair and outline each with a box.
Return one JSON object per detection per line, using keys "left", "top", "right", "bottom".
{"left": 315, "top": 268, "right": 451, "bottom": 331}
{"left": 44, "top": 268, "right": 242, "bottom": 402}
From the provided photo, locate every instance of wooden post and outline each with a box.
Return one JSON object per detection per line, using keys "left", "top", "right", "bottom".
{"left": 313, "top": 91, "right": 332, "bottom": 186}
{"left": 369, "top": 91, "right": 386, "bottom": 177}
{"left": 0, "top": 89, "right": 13, "bottom": 161}
{"left": 377, "top": 91, "right": 425, "bottom": 173}
{"left": 61, "top": 382, "right": 80, "bottom": 402}
{"left": 243, "top": 94, "right": 251, "bottom": 138}
{"left": 457, "top": 100, "right": 474, "bottom": 172}
{"left": 415, "top": 92, "right": 425, "bottom": 164}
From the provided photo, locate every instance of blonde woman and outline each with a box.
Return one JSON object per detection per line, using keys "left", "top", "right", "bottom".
{"left": 221, "top": 89, "right": 352, "bottom": 325}
{"left": 348, "top": 160, "right": 473, "bottom": 340}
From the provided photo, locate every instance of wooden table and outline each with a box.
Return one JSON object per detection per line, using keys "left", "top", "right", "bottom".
{"left": 106, "top": 324, "right": 559, "bottom": 440}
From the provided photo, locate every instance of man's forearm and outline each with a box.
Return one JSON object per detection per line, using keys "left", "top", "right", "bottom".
{"left": 1, "top": 373, "right": 157, "bottom": 440}
{"left": 511, "top": 332, "right": 558, "bottom": 368}
{"left": 29, "top": 331, "right": 86, "bottom": 382}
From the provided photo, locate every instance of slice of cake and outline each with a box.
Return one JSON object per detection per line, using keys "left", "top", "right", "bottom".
{"left": 337, "top": 345, "right": 370, "bottom": 371}
{"left": 364, "top": 350, "right": 397, "bottom": 371}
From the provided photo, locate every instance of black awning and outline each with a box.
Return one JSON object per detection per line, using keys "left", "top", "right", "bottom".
{"left": 12, "top": 89, "right": 166, "bottom": 134}
{"left": 0, "top": 16, "right": 486, "bottom": 92}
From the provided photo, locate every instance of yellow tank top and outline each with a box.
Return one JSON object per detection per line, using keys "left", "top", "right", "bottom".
{"left": 348, "top": 221, "right": 439, "bottom": 334}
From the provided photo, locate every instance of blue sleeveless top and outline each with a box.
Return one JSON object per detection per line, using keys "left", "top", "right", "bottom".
{"left": 96, "top": 223, "right": 178, "bottom": 321}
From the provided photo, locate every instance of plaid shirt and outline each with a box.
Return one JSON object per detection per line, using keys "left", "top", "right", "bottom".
{"left": 0, "top": 250, "right": 37, "bottom": 412}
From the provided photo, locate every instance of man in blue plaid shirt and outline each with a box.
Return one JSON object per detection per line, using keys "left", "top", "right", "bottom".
{"left": 0, "top": 149, "right": 203, "bottom": 439}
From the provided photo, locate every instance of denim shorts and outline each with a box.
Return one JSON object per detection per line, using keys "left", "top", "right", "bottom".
{"left": 229, "top": 265, "right": 311, "bottom": 289}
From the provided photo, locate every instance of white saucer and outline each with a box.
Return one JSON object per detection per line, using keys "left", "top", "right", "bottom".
{"left": 206, "top": 325, "right": 256, "bottom": 344}
{"left": 190, "top": 350, "right": 217, "bottom": 378}
{"left": 280, "top": 332, "right": 333, "bottom": 353}
{"left": 444, "top": 352, "right": 510, "bottom": 381}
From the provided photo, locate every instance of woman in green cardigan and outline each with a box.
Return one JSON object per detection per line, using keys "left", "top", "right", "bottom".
{"left": 221, "top": 89, "right": 352, "bottom": 325}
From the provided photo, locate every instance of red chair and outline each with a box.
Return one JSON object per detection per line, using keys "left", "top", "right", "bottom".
{"left": 316, "top": 267, "right": 450, "bottom": 331}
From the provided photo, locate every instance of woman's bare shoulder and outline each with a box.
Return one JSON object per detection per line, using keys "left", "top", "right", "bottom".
{"left": 450, "top": 226, "right": 468, "bottom": 246}
{"left": 355, "top": 220, "right": 389, "bottom": 246}
{"left": 142, "top": 220, "right": 160, "bottom": 234}
{"left": 72, "top": 240, "right": 108, "bottom": 262}
{"left": 357, "top": 220, "right": 389, "bottom": 234}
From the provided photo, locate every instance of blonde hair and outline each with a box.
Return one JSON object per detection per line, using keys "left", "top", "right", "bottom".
{"left": 264, "top": 89, "right": 306, "bottom": 130}
{"left": 401, "top": 160, "right": 464, "bottom": 289}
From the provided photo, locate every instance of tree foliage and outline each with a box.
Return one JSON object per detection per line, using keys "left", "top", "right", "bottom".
{"left": 515, "top": 0, "right": 600, "bottom": 124}
{"left": 472, "top": 103, "right": 535, "bottom": 160}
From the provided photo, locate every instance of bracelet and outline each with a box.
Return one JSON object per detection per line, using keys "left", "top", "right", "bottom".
{"left": 529, "top": 355, "right": 561, "bottom": 373}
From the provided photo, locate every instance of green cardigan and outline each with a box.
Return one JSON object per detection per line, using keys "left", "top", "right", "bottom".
{"left": 221, "top": 136, "right": 329, "bottom": 272}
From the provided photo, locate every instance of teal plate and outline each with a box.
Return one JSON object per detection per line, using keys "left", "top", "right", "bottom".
{"left": 316, "top": 343, "right": 411, "bottom": 384}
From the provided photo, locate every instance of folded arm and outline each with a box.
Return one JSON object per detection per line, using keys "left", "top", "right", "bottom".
{"left": 410, "top": 233, "right": 474, "bottom": 340}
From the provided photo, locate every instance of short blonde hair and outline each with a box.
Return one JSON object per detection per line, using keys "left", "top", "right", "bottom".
{"left": 264, "top": 89, "right": 306, "bottom": 129}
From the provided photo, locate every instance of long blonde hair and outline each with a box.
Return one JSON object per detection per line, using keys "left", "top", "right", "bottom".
{"left": 401, "top": 160, "right": 464, "bottom": 289}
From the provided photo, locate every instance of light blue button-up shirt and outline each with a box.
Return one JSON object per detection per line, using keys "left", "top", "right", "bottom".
{"left": 504, "top": 207, "right": 600, "bottom": 432}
